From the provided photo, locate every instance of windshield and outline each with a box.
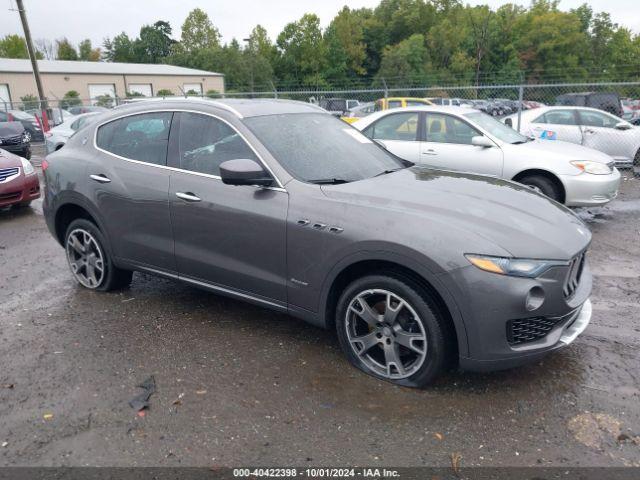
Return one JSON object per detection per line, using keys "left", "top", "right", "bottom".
{"left": 11, "top": 111, "right": 35, "bottom": 121}
{"left": 464, "top": 111, "right": 529, "bottom": 144}
{"left": 244, "top": 113, "right": 405, "bottom": 183}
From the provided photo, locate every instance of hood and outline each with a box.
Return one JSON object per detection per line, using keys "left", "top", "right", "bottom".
{"left": 0, "top": 121, "right": 25, "bottom": 138}
{"left": 510, "top": 139, "right": 613, "bottom": 164}
{"left": 0, "top": 148, "right": 23, "bottom": 168}
{"left": 321, "top": 166, "right": 590, "bottom": 260}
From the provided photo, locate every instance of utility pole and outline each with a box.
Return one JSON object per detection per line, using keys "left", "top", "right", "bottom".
{"left": 16, "top": 0, "right": 48, "bottom": 129}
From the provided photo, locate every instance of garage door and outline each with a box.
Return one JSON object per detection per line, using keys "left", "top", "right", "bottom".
{"left": 0, "top": 84, "right": 10, "bottom": 110}
{"left": 183, "top": 83, "right": 202, "bottom": 95}
{"left": 128, "top": 83, "right": 153, "bottom": 97}
{"left": 88, "top": 84, "right": 116, "bottom": 105}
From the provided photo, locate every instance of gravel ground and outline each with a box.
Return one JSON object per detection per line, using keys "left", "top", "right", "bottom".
{"left": 0, "top": 149, "right": 639, "bottom": 468}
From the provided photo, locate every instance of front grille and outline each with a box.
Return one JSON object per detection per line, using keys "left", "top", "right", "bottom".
{"left": 0, "top": 167, "right": 20, "bottom": 182}
{"left": 0, "top": 135, "right": 23, "bottom": 146}
{"left": 563, "top": 252, "right": 586, "bottom": 298}
{"left": 507, "top": 309, "right": 579, "bottom": 345}
{"left": 0, "top": 191, "right": 21, "bottom": 201}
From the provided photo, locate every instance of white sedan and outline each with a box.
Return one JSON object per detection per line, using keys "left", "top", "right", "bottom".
{"left": 353, "top": 106, "right": 620, "bottom": 207}
{"left": 45, "top": 112, "right": 100, "bottom": 154}
{"left": 503, "top": 106, "right": 639, "bottom": 168}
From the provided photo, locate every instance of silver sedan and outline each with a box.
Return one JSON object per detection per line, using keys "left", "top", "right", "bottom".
{"left": 45, "top": 112, "right": 100, "bottom": 154}
{"left": 503, "top": 106, "right": 639, "bottom": 168}
{"left": 353, "top": 106, "right": 621, "bottom": 207}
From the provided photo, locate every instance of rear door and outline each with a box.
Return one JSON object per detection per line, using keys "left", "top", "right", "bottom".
{"left": 168, "top": 111, "right": 288, "bottom": 303}
{"left": 529, "top": 109, "right": 583, "bottom": 144}
{"left": 91, "top": 111, "right": 175, "bottom": 272}
{"left": 361, "top": 111, "right": 421, "bottom": 162}
{"left": 419, "top": 112, "right": 503, "bottom": 176}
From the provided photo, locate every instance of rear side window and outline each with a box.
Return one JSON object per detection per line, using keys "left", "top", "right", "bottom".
{"left": 363, "top": 112, "right": 419, "bottom": 141}
{"left": 177, "top": 112, "right": 258, "bottom": 176}
{"left": 534, "top": 110, "right": 577, "bottom": 126}
{"left": 96, "top": 112, "right": 173, "bottom": 166}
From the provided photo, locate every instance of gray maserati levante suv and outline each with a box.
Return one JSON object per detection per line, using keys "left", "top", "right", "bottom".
{"left": 43, "top": 99, "right": 592, "bottom": 387}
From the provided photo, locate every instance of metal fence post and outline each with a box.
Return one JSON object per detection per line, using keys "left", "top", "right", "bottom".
{"left": 382, "top": 77, "right": 389, "bottom": 99}
{"left": 517, "top": 83, "right": 524, "bottom": 133}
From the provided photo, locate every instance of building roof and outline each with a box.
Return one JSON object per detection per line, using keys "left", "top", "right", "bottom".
{"left": 0, "top": 58, "right": 223, "bottom": 77}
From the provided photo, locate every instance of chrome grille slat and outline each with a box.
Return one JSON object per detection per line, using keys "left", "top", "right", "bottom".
{"left": 563, "top": 252, "right": 586, "bottom": 298}
{"left": 0, "top": 167, "right": 20, "bottom": 183}
{"left": 0, "top": 135, "right": 23, "bottom": 145}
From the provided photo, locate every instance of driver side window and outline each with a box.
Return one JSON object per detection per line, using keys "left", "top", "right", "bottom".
{"left": 425, "top": 113, "right": 480, "bottom": 145}
{"left": 177, "top": 112, "right": 258, "bottom": 176}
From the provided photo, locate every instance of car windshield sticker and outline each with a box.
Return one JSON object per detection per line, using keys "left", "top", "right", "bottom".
{"left": 540, "top": 130, "right": 557, "bottom": 140}
{"left": 343, "top": 128, "right": 372, "bottom": 143}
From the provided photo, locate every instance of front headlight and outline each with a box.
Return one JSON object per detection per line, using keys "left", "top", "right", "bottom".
{"left": 20, "top": 158, "right": 35, "bottom": 175}
{"left": 570, "top": 160, "right": 611, "bottom": 175}
{"left": 465, "top": 254, "right": 564, "bottom": 278}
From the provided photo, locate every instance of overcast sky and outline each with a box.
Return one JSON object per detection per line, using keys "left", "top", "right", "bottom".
{"left": 1, "top": 0, "right": 638, "bottom": 50}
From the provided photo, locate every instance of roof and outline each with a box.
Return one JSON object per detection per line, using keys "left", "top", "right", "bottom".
{"left": 0, "top": 58, "right": 223, "bottom": 77}
{"left": 111, "top": 97, "right": 326, "bottom": 118}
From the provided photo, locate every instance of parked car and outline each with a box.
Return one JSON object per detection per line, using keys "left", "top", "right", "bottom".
{"left": 43, "top": 98, "right": 593, "bottom": 387}
{"left": 66, "top": 105, "right": 108, "bottom": 115}
{"left": 45, "top": 112, "right": 101, "bottom": 154}
{"left": 0, "top": 109, "right": 44, "bottom": 141}
{"left": 26, "top": 108, "right": 74, "bottom": 128}
{"left": 374, "top": 97, "right": 434, "bottom": 110}
{"left": 318, "top": 98, "right": 360, "bottom": 116}
{"left": 353, "top": 106, "right": 620, "bottom": 206}
{"left": 0, "top": 121, "right": 31, "bottom": 159}
{"left": 503, "top": 106, "right": 640, "bottom": 167}
{"left": 556, "top": 92, "right": 623, "bottom": 117}
{"left": 0, "top": 147, "right": 39, "bottom": 208}
{"left": 341, "top": 102, "right": 375, "bottom": 123}
{"left": 425, "top": 97, "right": 462, "bottom": 106}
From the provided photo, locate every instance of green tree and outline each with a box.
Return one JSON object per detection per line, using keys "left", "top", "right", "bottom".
{"left": 178, "top": 8, "right": 220, "bottom": 53}
{"left": 324, "top": 7, "right": 367, "bottom": 83}
{"left": 377, "top": 34, "right": 429, "bottom": 86}
{"left": 135, "top": 21, "right": 174, "bottom": 63}
{"left": 276, "top": 14, "right": 328, "bottom": 86}
{"left": 60, "top": 90, "right": 82, "bottom": 109}
{"left": 0, "top": 34, "right": 29, "bottom": 58}
{"left": 79, "top": 39, "right": 100, "bottom": 61}
{"left": 102, "top": 33, "right": 136, "bottom": 62}
{"left": 20, "top": 94, "right": 39, "bottom": 110}
{"left": 156, "top": 88, "right": 174, "bottom": 96}
{"left": 94, "top": 94, "right": 114, "bottom": 108}
{"left": 56, "top": 38, "right": 78, "bottom": 60}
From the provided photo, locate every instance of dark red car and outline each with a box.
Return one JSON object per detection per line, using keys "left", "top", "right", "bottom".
{"left": 0, "top": 148, "right": 40, "bottom": 208}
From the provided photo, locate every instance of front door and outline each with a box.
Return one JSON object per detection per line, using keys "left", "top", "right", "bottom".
{"left": 168, "top": 112, "right": 288, "bottom": 303}
{"left": 91, "top": 111, "right": 175, "bottom": 272}
{"left": 419, "top": 112, "right": 503, "bottom": 176}
{"left": 577, "top": 109, "right": 635, "bottom": 163}
{"left": 529, "top": 109, "right": 583, "bottom": 144}
{"left": 361, "top": 111, "right": 421, "bottom": 162}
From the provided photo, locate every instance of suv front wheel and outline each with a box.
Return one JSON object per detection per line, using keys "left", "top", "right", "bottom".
{"left": 336, "top": 274, "right": 449, "bottom": 387}
{"left": 64, "top": 218, "right": 132, "bottom": 291}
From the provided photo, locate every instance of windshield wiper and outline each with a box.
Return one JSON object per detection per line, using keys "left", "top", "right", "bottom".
{"left": 374, "top": 167, "right": 404, "bottom": 177}
{"left": 307, "top": 178, "right": 352, "bottom": 185}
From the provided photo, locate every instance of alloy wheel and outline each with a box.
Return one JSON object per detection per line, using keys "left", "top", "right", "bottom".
{"left": 345, "top": 289, "right": 427, "bottom": 380}
{"left": 66, "top": 228, "right": 105, "bottom": 288}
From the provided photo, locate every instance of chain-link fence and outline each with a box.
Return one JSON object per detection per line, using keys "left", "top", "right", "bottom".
{"left": 2, "top": 81, "right": 639, "bottom": 166}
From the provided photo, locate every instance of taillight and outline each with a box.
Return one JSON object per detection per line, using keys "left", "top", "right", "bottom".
{"left": 41, "top": 158, "right": 49, "bottom": 171}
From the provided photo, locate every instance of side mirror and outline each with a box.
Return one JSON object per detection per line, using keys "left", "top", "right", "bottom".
{"left": 374, "top": 139, "right": 388, "bottom": 150}
{"left": 219, "top": 159, "right": 273, "bottom": 187}
{"left": 615, "top": 121, "right": 631, "bottom": 130}
{"left": 504, "top": 118, "right": 513, "bottom": 128}
{"left": 471, "top": 136, "right": 494, "bottom": 148}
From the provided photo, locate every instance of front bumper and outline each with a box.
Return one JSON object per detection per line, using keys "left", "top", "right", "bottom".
{"left": 442, "top": 258, "right": 592, "bottom": 372}
{"left": 0, "top": 169, "right": 40, "bottom": 207}
{"left": 1, "top": 142, "right": 31, "bottom": 158}
{"left": 561, "top": 168, "right": 621, "bottom": 207}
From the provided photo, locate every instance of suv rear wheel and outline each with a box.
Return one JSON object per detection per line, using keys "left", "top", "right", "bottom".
{"left": 64, "top": 218, "right": 132, "bottom": 291}
{"left": 336, "top": 274, "right": 449, "bottom": 388}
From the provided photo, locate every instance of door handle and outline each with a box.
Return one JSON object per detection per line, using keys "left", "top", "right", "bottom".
{"left": 584, "top": 128, "right": 595, "bottom": 134}
{"left": 175, "top": 192, "right": 201, "bottom": 202}
{"left": 421, "top": 149, "right": 437, "bottom": 155}
{"left": 89, "top": 174, "right": 111, "bottom": 183}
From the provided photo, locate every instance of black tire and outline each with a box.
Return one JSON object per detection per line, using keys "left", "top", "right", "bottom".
{"left": 634, "top": 148, "right": 640, "bottom": 166}
{"left": 22, "top": 148, "right": 31, "bottom": 160}
{"left": 335, "top": 274, "right": 449, "bottom": 388}
{"left": 15, "top": 201, "right": 32, "bottom": 208}
{"left": 518, "top": 174, "right": 562, "bottom": 203}
{"left": 64, "top": 218, "right": 132, "bottom": 291}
